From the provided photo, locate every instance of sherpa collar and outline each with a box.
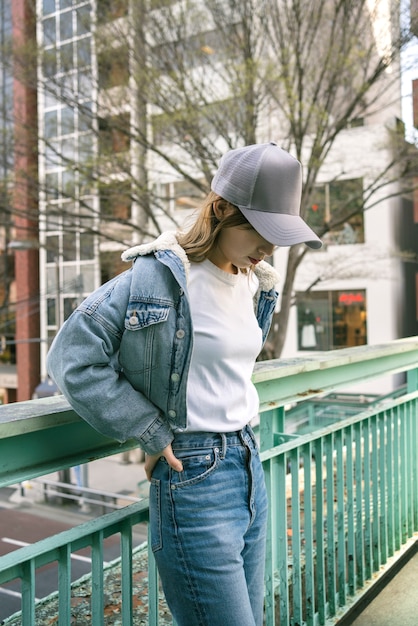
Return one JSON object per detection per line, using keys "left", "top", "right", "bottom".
{"left": 121, "top": 231, "right": 279, "bottom": 291}
{"left": 121, "top": 231, "right": 188, "bottom": 264}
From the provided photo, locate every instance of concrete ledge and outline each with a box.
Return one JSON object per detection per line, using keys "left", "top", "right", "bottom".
{"left": 334, "top": 535, "right": 418, "bottom": 625}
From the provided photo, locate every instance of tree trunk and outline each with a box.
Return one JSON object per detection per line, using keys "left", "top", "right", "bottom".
{"left": 271, "top": 244, "right": 304, "bottom": 358}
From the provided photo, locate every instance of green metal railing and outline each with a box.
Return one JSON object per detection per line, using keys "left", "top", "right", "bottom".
{"left": 0, "top": 337, "right": 417, "bottom": 625}
{"left": 260, "top": 394, "right": 418, "bottom": 625}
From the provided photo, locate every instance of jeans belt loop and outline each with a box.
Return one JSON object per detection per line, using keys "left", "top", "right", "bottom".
{"left": 220, "top": 433, "right": 227, "bottom": 459}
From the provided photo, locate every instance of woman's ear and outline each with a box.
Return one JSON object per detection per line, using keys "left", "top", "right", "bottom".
{"left": 212, "top": 200, "right": 224, "bottom": 221}
{"left": 213, "top": 199, "right": 234, "bottom": 221}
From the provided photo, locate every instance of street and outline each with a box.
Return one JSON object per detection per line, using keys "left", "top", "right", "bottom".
{"left": 0, "top": 504, "right": 146, "bottom": 622}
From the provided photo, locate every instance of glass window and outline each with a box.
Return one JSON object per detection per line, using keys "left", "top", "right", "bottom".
{"left": 60, "top": 0, "right": 72, "bottom": 9}
{"left": 60, "top": 42, "right": 74, "bottom": 70}
{"left": 80, "top": 232, "right": 95, "bottom": 260}
{"left": 47, "top": 298, "right": 57, "bottom": 326}
{"left": 43, "top": 0, "right": 56, "bottom": 15}
{"left": 46, "top": 172, "right": 59, "bottom": 200}
{"left": 63, "top": 232, "right": 77, "bottom": 261}
{"left": 60, "top": 72, "right": 75, "bottom": 101}
{"left": 307, "top": 186, "right": 325, "bottom": 234}
{"left": 332, "top": 291, "right": 367, "bottom": 347}
{"left": 44, "top": 88, "right": 60, "bottom": 109}
{"left": 47, "top": 329, "right": 58, "bottom": 350}
{"left": 45, "top": 140, "right": 60, "bottom": 169}
{"left": 46, "top": 264, "right": 59, "bottom": 295}
{"left": 79, "top": 101, "right": 92, "bottom": 130}
{"left": 63, "top": 297, "right": 80, "bottom": 321}
{"left": 77, "top": 38, "right": 91, "bottom": 68}
{"left": 62, "top": 169, "right": 75, "bottom": 196}
{"left": 59, "top": 10, "right": 73, "bottom": 40}
{"left": 42, "top": 48, "right": 58, "bottom": 77}
{"left": 78, "top": 70, "right": 92, "bottom": 99}
{"left": 45, "top": 110, "right": 58, "bottom": 138}
{"left": 79, "top": 264, "right": 96, "bottom": 292}
{"left": 61, "top": 201, "right": 76, "bottom": 220}
{"left": 297, "top": 290, "right": 367, "bottom": 351}
{"left": 77, "top": 5, "right": 91, "bottom": 35}
{"left": 79, "top": 171, "right": 94, "bottom": 196}
{"left": 62, "top": 207, "right": 77, "bottom": 229}
{"left": 79, "top": 132, "right": 94, "bottom": 162}
{"left": 46, "top": 235, "right": 59, "bottom": 262}
{"left": 307, "top": 179, "right": 364, "bottom": 245}
{"left": 43, "top": 16, "right": 56, "bottom": 44}
{"left": 62, "top": 135, "right": 75, "bottom": 161}
{"left": 79, "top": 199, "right": 95, "bottom": 228}
{"left": 62, "top": 264, "right": 78, "bottom": 291}
{"left": 61, "top": 106, "right": 75, "bottom": 135}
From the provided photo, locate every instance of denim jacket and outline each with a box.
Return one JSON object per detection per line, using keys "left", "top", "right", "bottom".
{"left": 47, "top": 232, "right": 279, "bottom": 455}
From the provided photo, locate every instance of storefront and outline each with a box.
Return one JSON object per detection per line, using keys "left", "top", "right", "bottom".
{"left": 297, "top": 290, "right": 367, "bottom": 351}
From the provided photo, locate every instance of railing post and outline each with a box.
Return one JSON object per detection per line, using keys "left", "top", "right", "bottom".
{"left": 407, "top": 367, "right": 418, "bottom": 393}
{"left": 259, "top": 406, "right": 286, "bottom": 452}
{"left": 148, "top": 526, "right": 159, "bottom": 626}
{"left": 21, "top": 560, "right": 36, "bottom": 626}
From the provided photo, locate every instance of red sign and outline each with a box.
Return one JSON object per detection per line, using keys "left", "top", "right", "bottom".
{"left": 339, "top": 292, "right": 365, "bottom": 306}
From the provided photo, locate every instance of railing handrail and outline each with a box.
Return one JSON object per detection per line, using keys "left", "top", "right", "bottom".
{"left": 1, "top": 337, "right": 417, "bottom": 489}
{"left": 253, "top": 336, "right": 418, "bottom": 409}
{"left": 1, "top": 337, "right": 417, "bottom": 438}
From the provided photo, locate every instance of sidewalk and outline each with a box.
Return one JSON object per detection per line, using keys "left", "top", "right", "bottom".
{"left": 80, "top": 450, "right": 147, "bottom": 497}
{"left": 5, "top": 450, "right": 149, "bottom": 521}
{"left": 345, "top": 546, "right": 418, "bottom": 626}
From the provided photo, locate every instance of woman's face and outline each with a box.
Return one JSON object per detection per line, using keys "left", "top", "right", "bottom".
{"left": 208, "top": 222, "right": 276, "bottom": 274}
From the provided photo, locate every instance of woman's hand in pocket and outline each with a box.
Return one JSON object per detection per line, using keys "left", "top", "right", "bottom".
{"left": 145, "top": 443, "right": 183, "bottom": 481}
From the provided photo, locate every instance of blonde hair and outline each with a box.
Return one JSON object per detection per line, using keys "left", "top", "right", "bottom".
{"left": 177, "top": 191, "right": 252, "bottom": 264}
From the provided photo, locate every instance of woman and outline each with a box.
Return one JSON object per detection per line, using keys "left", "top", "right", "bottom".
{"left": 47, "top": 141, "right": 321, "bottom": 626}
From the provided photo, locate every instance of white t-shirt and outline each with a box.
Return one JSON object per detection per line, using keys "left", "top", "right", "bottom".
{"left": 185, "top": 259, "right": 263, "bottom": 432}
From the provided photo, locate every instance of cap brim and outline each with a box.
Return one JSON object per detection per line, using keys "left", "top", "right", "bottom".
{"left": 238, "top": 206, "right": 322, "bottom": 249}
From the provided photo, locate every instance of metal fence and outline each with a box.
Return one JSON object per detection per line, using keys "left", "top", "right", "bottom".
{"left": 0, "top": 338, "right": 417, "bottom": 625}
{"left": 261, "top": 394, "right": 418, "bottom": 625}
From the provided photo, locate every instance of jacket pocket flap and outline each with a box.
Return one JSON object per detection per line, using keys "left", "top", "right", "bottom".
{"left": 124, "top": 302, "right": 170, "bottom": 330}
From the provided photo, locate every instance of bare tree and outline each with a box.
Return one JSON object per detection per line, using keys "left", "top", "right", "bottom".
{"left": 131, "top": 0, "right": 417, "bottom": 355}
{"left": 2, "top": 0, "right": 417, "bottom": 356}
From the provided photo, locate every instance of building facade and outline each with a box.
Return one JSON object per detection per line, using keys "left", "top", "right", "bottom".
{"left": 0, "top": 0, "right": 417, "bottom": 401}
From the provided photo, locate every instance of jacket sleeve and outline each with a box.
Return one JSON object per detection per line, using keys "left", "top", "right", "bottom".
{"left": 46, "top": 277, "right": 174, "bottom": 456}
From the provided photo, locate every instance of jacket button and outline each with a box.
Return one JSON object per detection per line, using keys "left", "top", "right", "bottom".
{"left": 176, "top": 329, "right": 185, "bottom": 339}
{"left": 171, "top": 373, "right": 180, "bottom": 382}
{"left": 168, "top": 410, "right": 176, "bottom": 418}
{"left": 129, "top": 315, "right": 139, "bottom": 326}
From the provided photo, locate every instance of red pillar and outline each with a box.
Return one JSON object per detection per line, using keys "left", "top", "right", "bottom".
{"left": 413, "top": 79, "right": 418, "bottom": 130}
{"left": 12, "top": 1, "right": 40, "bottom": 402}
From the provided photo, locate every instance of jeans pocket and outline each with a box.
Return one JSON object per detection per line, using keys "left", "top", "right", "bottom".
{"left": 149, "top": 477, "right": 162, "bottom": 553}
{"left": 170, "top": 449, "right": 219, "bottom": 488}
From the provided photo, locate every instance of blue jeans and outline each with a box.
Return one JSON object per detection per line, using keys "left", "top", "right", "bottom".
{"left": 149, "top": 425, "right": 268, "bottom": 626}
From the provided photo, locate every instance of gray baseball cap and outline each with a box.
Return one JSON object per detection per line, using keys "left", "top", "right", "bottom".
{"left": 211, "top": 142, "right": 322, "bottom": 249}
